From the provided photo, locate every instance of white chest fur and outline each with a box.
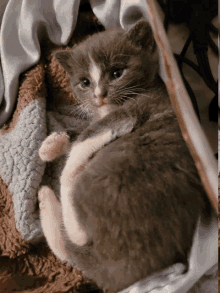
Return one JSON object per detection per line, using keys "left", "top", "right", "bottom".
{"left": 60, "top": 130, "right": 114, "bottom": 245}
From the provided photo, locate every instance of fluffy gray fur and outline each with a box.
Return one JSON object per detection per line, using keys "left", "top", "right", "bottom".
{"left": 52, "top": 20, "right": 209, "bottom": 292}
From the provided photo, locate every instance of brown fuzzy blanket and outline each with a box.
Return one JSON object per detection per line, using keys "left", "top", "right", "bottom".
{"left": 0, "top": 9, "right": 105, "bottom": 293}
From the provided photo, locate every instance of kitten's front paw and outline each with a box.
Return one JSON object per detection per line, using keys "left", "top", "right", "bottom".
{"left": 39, "top": 132, "right": 70, "bottom": 162}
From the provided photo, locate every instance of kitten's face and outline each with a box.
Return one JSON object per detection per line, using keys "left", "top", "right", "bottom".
{"left": 55, "top": 20, "right": 159, "bottom": 120}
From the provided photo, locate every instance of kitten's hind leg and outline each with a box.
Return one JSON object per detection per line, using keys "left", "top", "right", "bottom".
{"left": 39, "top": 132, "right": 71, "bottom": 162}
{"left": 38, "top": 186, "right": 68, "bottom": 262}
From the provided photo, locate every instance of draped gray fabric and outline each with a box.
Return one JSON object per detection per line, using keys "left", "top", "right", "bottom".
{"left": 0, "top": 0, "right": 81, "bottom": 127}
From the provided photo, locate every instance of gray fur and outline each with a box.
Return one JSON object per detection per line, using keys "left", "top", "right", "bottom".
{"left": 54, "top": 20, "right": 209, "bottom": 292}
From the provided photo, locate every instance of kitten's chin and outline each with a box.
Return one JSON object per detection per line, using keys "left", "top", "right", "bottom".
{"left": 96, "top": 104, "right": 118, "bottom": 120}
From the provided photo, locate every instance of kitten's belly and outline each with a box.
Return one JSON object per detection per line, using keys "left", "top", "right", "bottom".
{"left": 66, "top": 117, "right": 208, "bottom": 292}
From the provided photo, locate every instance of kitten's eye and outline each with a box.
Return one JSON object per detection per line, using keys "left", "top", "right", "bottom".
{"left": 112, "top": 69, "right": 124, "bottom": 79}
{"left": 79, "top": 78, "right": 90, "bottom": 88}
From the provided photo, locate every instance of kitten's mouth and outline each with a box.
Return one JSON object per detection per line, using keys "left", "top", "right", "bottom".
{"left": 94, "top": 97, "right": 107, "bottom": 107}
{"left": 93, "top": 97, "right": 118, "bottom": 118}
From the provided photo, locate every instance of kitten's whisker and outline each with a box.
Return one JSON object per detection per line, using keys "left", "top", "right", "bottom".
{"left": 115, "top": 97, "right": 124, "bottom": 105}
{"left": 69, "top": 106, "right": 84, "bottom": 116}
{"left": 117, "top": 89, "right": 142, "bottom": 94}
{"left": 121, "top": 91, "right": 153, "bottom": 99}
{"left": 119, "top": 95, "right": 139, "bottom": 105}
{"left": 83, "top": 104, "right": 93, "bottom": 119}
{"left": 116, "top": 92, "right": 138, "bottom": 98}
{"left": 121, "top": 82, "right": 155, "bottom": 89}
{"left": 75, "top": 106, "right": 88, "bottom": 117}
{"left": 80, "top": 106, "right": 90, "bottom": 120}
{"left": 81, "top": 110, "right": 88, "bottom": 120}
{"left": 70, "top": 100, "right": 92, "bottom": 120}
{"left": 114, "top": 87, "right": 141, "bottom": 95}
{"left": 77, "top": 108, "right": 85, "bottom": 120}
{"left": 121, "top": 91, "right": 147, "bottom": 96}
{"left": 115, "top": 84, "right": 146, "bottom": 93}
{"left": 116, "top": 84, "right": 149, "bottom": 91}
{"left": 114, "top": 89, "right": 143, "bottom": 97}
{"left": 80, "top": 102, "right": 93, "bottom": 118}
{"left": 117, "top": 96, "right": 130, "bottom": 105}
{"left": 115, "top": 86, "right": 156, "bottom": 96}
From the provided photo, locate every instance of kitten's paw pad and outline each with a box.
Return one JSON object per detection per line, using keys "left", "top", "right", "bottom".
{"left": 39, "top": 132, "right": 70, "bottom": 162}
{"left": 38, "top": 186, "right": 56, "bottom": 210}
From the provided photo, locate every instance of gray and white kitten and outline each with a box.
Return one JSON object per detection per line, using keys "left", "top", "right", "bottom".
{"left": 38, "top": 20, "right": 209, "bottom": 292}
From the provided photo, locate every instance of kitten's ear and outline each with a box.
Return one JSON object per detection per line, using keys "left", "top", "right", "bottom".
{"left": 126, "top": 19, "right": 156, "bottom": 52}
{"left": 54, "top": 50, "right": 74, "bottom": 75}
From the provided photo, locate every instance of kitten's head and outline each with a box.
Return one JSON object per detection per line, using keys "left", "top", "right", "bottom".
{"left": 54, "top": 20, "right": 159, "bottom": 120}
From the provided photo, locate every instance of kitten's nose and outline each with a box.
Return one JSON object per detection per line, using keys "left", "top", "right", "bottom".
{"left": 94, "top": 87, "right": 107, "bottom": 106}
{"left": 96, "top": 96, "right": 106, "bottom": 106}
